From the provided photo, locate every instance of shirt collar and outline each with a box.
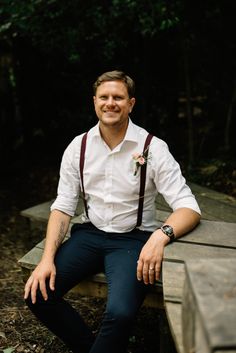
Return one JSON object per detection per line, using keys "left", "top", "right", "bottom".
{"left": 89, "top": 118, "right": 139, "bottom": 144}
{"left": 123, "top": 119, "right": 139, "bottom": 143}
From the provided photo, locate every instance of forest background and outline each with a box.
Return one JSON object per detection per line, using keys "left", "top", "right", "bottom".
{"left": 0, "top": 0, "right": 235, "bottom": 198}
{"left": 0, "top": 1, "right": 236, "bottom": 352}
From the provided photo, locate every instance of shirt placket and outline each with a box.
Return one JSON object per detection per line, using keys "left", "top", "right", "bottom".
{"left": 103, "top": 153, "right": 114, "bottom": 226}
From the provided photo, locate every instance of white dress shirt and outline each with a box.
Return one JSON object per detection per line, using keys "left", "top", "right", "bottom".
{"left": 51, "top": 119, "right": 201, "bottom": 232}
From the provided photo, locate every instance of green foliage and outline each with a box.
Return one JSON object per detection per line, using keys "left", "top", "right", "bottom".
{"left": 0, "top": 0, "right": 235, "bottom": 173}
{"left": 0, "top": 0, "right": 181, "bottom": 62}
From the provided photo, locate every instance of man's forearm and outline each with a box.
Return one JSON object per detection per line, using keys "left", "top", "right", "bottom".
{"left": 162, "top": 207, "right": 201, "bottom": 240}
{"left": 41, "top": 209, "right": 71, "bottom": 261}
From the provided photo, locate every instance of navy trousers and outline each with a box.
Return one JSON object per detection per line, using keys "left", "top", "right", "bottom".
{"left": 26, "top": 223, "right": 152, "bottom": 353}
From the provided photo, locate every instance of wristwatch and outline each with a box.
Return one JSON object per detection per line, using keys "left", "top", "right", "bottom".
{"left": 160, "top": 225, "right": 175, "bottom": 243}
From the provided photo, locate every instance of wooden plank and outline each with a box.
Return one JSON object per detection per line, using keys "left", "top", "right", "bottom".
{"left": 20, "top": 198, "right": 84, "bottom": 222}
{"left": 164, "top": 302, "right": 184, "bottom": 353}
{"left": 162, "top": 262, "right": 185, "bottom": 303}
{"left": 155, "top": 209, "right": 171, "bottom": 223}
{"left": 164, "top": 241, "right": 236, "bottom": 263}
{"left": 155, "top": 181, "right": 236, "bottom": 222}
{"left": 192, "top": 195, "right": 236, "bottom": 222}
{"left": 71, "top": 280, "right": 107, "bottom": 299}
{"left": 18, "top": 247, "right": 43, "bottom": 270}
{"left": 188, "top": 182, "right": 236, "bottom": 207}
{"left": 189, "top": 181, "right": 236, "bottom": 223}
{"left": 155, "top": 194, "right": 172, "bottom": 213}
{"left": 215, "top": 351, "right": 236, "bottom": 353}
{"left": 195, "top": 309, "right": 213, "bottom": 353}
{"left": 177, "top": 220, "right": 236, "bottom": 248}
{"left": 20, "top": 200, "right": 52, "bottom": 223}
{"left": 182, "top": 259, "right": 236, "bottom": 353}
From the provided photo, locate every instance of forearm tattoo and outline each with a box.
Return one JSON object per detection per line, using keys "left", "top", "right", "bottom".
{"left": 55, "top": 221, "right": 66, "bottom": 249}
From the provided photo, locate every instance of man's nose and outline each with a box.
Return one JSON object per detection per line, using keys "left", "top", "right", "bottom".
{"left": 106, "top": 97, "right": 115, "bottom": 106}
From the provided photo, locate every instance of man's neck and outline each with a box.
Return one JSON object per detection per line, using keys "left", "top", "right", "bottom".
{"left": 99, "top": 121, "right": 129, "bottom": 150}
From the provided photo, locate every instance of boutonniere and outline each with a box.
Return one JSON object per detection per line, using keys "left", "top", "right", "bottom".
{"left": 132, "top": 147, "right": 151, "bottom": 176}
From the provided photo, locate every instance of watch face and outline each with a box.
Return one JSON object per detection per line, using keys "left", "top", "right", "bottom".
{"left": 163, "top": 225, "right": 173, "bottom": 235}
{"left": 161, "top": 225, "right": 175, "bottom": 242}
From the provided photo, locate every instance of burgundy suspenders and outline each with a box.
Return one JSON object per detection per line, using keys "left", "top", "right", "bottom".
{"left": 136, "top": 133, "right": 153, "bottom": 227}
{"left": 79, "top": 132, "right": 153, "bottom": 228}
{"left": 80, "top": 132, "right": 88, "bottom": 218}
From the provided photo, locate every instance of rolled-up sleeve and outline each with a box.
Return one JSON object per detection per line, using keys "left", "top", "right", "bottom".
{"left": 50, "top": 137, "right": 81, "bottom": 216}
{"left": 152, "top": 139, "right": 201, "bottom": 215}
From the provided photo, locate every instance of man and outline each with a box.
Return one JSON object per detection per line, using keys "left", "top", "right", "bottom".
{"left": 24, "top": 70, "right": 201, "bottom": 353}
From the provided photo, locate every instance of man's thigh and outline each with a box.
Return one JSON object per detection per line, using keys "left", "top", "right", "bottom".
{"left": 54, "top": 223, "right": 105, "bottom": 296}
{"left": 104, "top": 230, "right": 150, "bottom": 313}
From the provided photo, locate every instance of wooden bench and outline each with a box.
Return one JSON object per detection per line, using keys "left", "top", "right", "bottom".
{"left": 18, "top": 183, "right": 236, "bottom": 353}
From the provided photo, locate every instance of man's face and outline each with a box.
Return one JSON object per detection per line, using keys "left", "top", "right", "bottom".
{"left": 93, "top": 80, "right": 135, "bottom": 129}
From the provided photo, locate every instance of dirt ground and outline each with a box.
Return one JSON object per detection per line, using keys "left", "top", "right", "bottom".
{"left": 0, "top": 166, "right": 169, "bottom": 353}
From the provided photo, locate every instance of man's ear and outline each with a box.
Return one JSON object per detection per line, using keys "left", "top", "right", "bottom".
{"left": 129, "top": 97, "right": 136, "bottom": 112}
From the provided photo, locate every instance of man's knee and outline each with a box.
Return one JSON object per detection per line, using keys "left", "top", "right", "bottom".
{"left": 105, "top": 304, "right": 136, "bottom": 326}
{"left": 25, "top": 290, "right": 46, "bottom": 310}
{"left": 25, "top": 286, "right": 56, "bottom": 311}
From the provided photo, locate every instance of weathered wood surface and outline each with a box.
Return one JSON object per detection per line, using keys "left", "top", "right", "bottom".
{"left": 182, "top": 259, "right": 236, "bottom": 353}
{"left": 156, "top": 181, "right": 236, "bottom": 222}
{"left": 164, "top": 302, "right": 184, "bottom": 353}
{"left": 162, "top": 262, "right": 185, "bottom": 303}
{"left": 160, "top": 184, "right": 236, "bottom": 353}
{"left": 162, "top": 219, "right": 236, "bottom": 353}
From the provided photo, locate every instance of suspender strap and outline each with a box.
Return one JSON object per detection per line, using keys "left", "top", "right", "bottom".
{"left": 136, "top": 133, "right": 153, "bottom": 228}
{"left": 80, "top": 131, "right": 153, "bottom": 227}
{"left": 80, "top": 132, "right": 89, "bottom": 217}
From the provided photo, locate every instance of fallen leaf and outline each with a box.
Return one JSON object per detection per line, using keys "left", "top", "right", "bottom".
{"left": 0, "top": 330, "right": 7, "bottom": 339}
{"left": 3, "top": 347, "right": 15, "bottom": 353}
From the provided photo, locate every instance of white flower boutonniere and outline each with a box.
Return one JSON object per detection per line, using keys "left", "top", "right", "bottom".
{"left": 132, "top": 147, "right": 151, "bottom": 176}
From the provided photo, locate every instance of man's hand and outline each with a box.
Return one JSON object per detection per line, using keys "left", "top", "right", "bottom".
{"left": 136, "top": 208, "right": 201, "bottom": 284}
{"left": 24, "top": 259, "right": 56, "bottom": 304}
{"left": 24, "top": 210, "right": 71, "bottom": 304}
{"left": 137, "top": 229, "right": 169, "bottom": 285}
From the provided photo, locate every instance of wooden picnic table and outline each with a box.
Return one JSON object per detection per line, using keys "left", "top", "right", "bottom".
{"left": 18, "top": 182, "right": 236, "bottom": 353}
{"left": 157, "top": 182, "right": 236, "bottom": 352}
{"left": 162, "top": 219, "right": 236, "bottom": 353}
